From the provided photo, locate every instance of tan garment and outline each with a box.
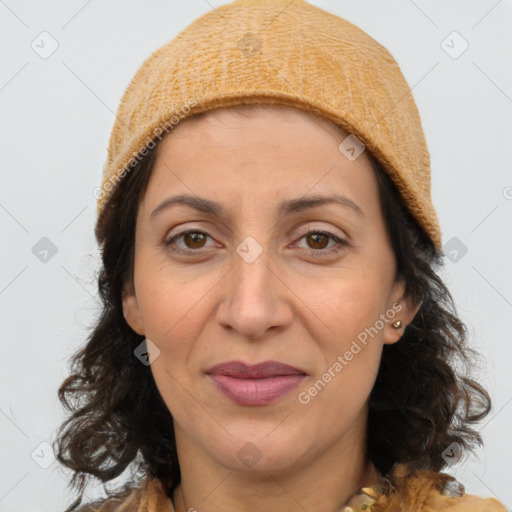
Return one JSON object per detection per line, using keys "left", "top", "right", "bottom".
{"left": 77, "top": 463, "right": 507, "bottom": 511}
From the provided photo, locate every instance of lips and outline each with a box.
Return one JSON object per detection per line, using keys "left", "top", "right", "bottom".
{"left": 206, "top": 361, "right": 307, "bottom": 405}
{"left": 207, "top": 361, "right": 306, "bottom": 378}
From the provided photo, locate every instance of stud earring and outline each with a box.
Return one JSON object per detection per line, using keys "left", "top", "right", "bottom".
{"left": 391, "top": 320, "right": 403, "bottom": 329}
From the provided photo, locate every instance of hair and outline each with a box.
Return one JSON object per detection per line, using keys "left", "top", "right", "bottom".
{"left": 54, "top": 106, "right": 492, "bottom": 511}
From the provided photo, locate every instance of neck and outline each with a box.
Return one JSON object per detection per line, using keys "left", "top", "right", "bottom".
{"left": 171, "top": 411, "right": 383, "bottom": 512}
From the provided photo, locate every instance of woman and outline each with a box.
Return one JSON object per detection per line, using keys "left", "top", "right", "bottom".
{"left": 54, "top": 1, "right": 507, "bottom": 511}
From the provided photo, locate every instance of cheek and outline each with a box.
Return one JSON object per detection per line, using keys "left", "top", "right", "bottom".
{"left": 136, "top": 249, "right": 219, "bottom": 335}
{"left": 132, "top": 263, "right": 202, "bottom": 378}
{"left": 298, "top": 278, "right": 385, "bottom": 427}
{"left": 136, "top": 268, "right": 213, "bottom": 424}
{"left": 294, "top": 267, "right": 390, "bottom": 399}
{"left": 298, "top": 267, "right": 390, "bottom": 348}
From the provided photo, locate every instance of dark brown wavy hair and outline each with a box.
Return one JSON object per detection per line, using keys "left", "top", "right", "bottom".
{"left": 54, "top": 111, "right": 492, "bottom": 511}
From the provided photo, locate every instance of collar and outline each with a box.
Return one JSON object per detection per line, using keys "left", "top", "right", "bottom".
{"left": 99, "top": 463, "right": 505, "bottom": 512}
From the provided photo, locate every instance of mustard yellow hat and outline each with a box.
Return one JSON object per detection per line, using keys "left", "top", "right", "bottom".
{"left": 96, "top": 0, "right": 442, "bottom": 252}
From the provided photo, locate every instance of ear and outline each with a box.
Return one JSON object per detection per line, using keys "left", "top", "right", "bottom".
{"left": 383, "top": 277, "right": 422, "bottom": 345}
{"left": 122, "top": 281, "right": 145, "bottom": 336}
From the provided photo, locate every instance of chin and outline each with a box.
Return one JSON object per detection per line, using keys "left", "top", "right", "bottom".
{"left": 204, "top": 426, "right": 312, "bottom": 474}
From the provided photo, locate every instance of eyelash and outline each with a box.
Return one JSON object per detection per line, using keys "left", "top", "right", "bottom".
{"left": 164, "top": 228, "right": 349, "bottom": 256}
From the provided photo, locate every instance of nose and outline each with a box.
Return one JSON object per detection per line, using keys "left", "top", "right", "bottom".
{"left": 215, "top": 245, "right": 293, "bottom": 341}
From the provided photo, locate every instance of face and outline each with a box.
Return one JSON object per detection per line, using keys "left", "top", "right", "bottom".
{"left": 122, "top": 105, "right": 419, "bottom": 475}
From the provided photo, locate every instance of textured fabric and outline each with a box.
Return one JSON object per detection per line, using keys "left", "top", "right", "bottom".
{"left": 96, "top": 0, "right": 442, "bottom": 252}
{"left": 76, "top": 463, "right": 507, "bottom": 511}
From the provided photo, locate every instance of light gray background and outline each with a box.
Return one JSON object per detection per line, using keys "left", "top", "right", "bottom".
{"left": 1, "top": 1, "right": 511, "bottom": 510}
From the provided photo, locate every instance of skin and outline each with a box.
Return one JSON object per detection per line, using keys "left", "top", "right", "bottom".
{"left": 122, "top": 105, "right": 421, "bottom": 512}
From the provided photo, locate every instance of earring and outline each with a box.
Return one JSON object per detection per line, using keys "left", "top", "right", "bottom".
{"left": 391, "top": 320, "right": 403, "bottom": 329}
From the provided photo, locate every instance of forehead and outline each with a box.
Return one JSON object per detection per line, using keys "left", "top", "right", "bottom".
{"left": 139, "top": 104, "right": 380, "bottom": 222}
{"left": 166, "top": 104, "right": 350, "bottom": 148}
{"left": 154, "top": 104, "right": 373, "bottom": 173}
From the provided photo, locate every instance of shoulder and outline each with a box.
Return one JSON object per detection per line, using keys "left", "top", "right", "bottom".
{"left": 368, "top": 463, "right": 508, "bottom": 512}
{"left": 73, "top": 477, "right": 173, "bottom": 512}
{"left": 73, "top": 487, "right": 139, "bottom": 512}
{"left": 423, "top": 490, "right": 507, "bottom": 511}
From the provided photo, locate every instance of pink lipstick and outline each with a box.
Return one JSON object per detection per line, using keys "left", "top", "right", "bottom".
{"left": 206, "top": 361, "right": 306, "bottom": 405}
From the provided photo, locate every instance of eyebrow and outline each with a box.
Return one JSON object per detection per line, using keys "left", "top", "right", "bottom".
{"left": 150, "top": 193, "right": 365, "bottom": 221}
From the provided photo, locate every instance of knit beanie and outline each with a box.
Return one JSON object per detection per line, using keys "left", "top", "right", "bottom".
{"left": 95, "top": 0, "right": 442, "bottom": 252}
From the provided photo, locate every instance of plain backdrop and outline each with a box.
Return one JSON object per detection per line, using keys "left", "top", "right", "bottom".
{"left": 1, "top": 1, "right": 511, "bottom": 510}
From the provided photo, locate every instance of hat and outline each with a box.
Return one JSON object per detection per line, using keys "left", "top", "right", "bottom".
{"left": 95, "top": 0, "right": 442, "bottom": 252}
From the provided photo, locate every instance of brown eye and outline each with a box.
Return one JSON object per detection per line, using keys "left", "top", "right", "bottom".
{"left": 306, "top": 233, "right": 330, "bottom": 250}
{"left": 182, "top": 232, "right": 207, "bottom": 249}
{"left": 295, "top": 229, "right": 348, "bottom": 255}
{"left": 165, "top": 230, "right": 216, "bottom": 253}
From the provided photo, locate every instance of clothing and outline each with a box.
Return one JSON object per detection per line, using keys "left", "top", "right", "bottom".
{"left": 77, "top": 463, "right": 507, "bottom": 511}
{"left": 95, "top": 0, "right": 442, "bottom": 252}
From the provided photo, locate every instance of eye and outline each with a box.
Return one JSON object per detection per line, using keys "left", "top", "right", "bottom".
{"left": 294, "top": 228, "right": 349, "bottom": 255}
{"left": 164, "top": 230, "right": 219, "bottom": 253}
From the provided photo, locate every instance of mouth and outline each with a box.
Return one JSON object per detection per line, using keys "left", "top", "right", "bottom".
{"left": 205, "top": 360, "right": 307, "bottom": 405}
